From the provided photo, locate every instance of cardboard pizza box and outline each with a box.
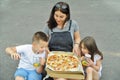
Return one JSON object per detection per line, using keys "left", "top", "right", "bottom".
{"left": 46, "top": 68, "right": 85, "bottom": 79}
{"left": 46, "top": 51, "right": 85, "bottom": 79}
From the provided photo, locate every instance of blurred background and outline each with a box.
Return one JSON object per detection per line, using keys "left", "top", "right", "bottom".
{"left": 0, "top": 0, "right": 120, "bottom": 80}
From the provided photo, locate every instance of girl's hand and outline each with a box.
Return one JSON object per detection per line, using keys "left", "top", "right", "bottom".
{"left": 11, "top": 53, "right": 21, "bottom": 60}
{"left": 86, "top": 59, "right": 94, "bottom": 67}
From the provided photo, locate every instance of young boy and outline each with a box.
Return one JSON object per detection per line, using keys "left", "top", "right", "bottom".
{"left": 5, "top": 31, "right": 48, "bottom": 80}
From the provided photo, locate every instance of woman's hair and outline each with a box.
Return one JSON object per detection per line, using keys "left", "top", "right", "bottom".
{"left": 32, "top": 31, "right": 48, "bottom": 43}
{"left": 47, "top": 2, "right": 70, "bottom": 29}
{"left": 80, "top": 36, "right": 103, "bottom": 61}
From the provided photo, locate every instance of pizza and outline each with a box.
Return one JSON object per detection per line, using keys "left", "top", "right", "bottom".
{"left": 46, "top": 52, "right": 80, "bottom": 71}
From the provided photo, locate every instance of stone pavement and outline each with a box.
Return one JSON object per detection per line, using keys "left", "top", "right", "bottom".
{"left": 0, "top": 0, "right": 120, "bottom": 80}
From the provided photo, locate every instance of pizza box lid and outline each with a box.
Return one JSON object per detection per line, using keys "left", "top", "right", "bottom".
{"left": 48, "top": 51, "right": 74, "bottom": 55}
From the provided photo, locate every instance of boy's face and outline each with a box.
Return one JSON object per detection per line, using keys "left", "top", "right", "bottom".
{"left": 33, "top": 40, "right": 48, "bottom": 54}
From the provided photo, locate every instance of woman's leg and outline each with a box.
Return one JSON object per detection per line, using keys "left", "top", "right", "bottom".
{"left": 54, "top": 78, "right": 68, "bottom": 80}
{"left": 54, "top": 78, "right": 82, "bottom": 80}
{"left": 68, "top": 79, "right": 80, "bottom": 80}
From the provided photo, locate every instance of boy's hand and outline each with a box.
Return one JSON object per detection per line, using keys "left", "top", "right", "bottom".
{"left": 36, "top": 57, "right": 45, "bottom": 73}
{"left": 45, "top": 47, "right": 50, "bottom": 54}
{"left": 11, "top": 53, "right": 21, "bottom": 60}
{"left": 40, "top": 57, "right": 45, "bottom": 66}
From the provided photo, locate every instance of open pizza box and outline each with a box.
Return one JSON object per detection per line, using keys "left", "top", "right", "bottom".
{"left": 46, "top": 51, "right": 85, "bottom": 79}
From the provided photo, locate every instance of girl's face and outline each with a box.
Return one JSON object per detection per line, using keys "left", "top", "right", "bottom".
{"left": 81, "top": 43, "right": 89, "bottom": 55}
{"left": 54, "top": 10, "right": 67, "bottom": 26}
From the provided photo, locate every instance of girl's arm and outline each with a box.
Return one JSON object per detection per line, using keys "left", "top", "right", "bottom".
{"left": 88, "top": 59, "right": 102, "bottom": 71}
{"left": 80, "top": 56, "right": 84, "bottom": 61}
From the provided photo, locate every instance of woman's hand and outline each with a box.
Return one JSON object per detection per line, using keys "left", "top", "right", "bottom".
{"left": 73, "top": 44, "right": 81, "bottom": 56}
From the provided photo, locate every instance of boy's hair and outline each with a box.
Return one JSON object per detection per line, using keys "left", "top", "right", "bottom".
{"left": 32, "top": 31, "right": 48, "bottom": 43}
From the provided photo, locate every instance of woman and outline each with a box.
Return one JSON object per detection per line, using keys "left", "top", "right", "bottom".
{"left": 43, "top": 2, "right": 81, "bottom": 80}
{"left": 43, "top": 1, "right": 81, "bottom": 55}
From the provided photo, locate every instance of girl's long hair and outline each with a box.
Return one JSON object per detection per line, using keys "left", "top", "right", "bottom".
{"left": 80, "top": 36, "right": 103, "bottom": 61}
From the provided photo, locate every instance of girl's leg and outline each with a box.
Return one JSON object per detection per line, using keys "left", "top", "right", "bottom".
{"left": 92, "top": 69, "right": 99, "bottom": 80}
{"left": 86, "top": 67, "right": 99, "bottom": 80}
{"left": 86, "top": 67, "right": 92, "bottom": 80}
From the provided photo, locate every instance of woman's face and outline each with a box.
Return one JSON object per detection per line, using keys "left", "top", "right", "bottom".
{"left": 54, "top": 10, "right": 67, "bottom": 26}
{"left": 81, "top": 43, "right": 89, "bottom": 55}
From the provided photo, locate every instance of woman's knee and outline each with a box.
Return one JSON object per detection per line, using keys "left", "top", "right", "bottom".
{"left": 54, "top": 78, "right": 68, "bottom": 80}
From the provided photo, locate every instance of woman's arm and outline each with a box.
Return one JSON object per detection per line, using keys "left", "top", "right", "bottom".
{"left": 74, "top": 31, "right": 81, "bottom": 44}
{"left": 73, "top": 31, "right": 81, "bottom": 56}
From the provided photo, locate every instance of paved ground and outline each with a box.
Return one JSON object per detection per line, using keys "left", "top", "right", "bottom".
{"left": 0, "top": 0, "right": 120, "bottom": 80}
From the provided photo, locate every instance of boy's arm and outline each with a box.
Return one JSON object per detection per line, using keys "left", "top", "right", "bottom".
{"left": 36, "top": 65, "right": 44, "bottom": 74}
{"left": 5, "top": 47, "right": 21, "bottom": 60}
{"left": 36, "top": 57, "right": 45, "bottom": 73}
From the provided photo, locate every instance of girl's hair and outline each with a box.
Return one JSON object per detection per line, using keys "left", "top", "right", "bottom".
{"left": 32, "top": 31, "right": 48, "bottom": 43}
{"left": 47, "top": 2, "right": 70, "bottom": 29}
{"left": 80, "top": 36, "right": 103, "bottom": 61}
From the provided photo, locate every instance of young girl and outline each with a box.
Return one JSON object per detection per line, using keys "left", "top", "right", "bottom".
{"left": 79, "top": 36, "right": 103, "bottom": 80}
